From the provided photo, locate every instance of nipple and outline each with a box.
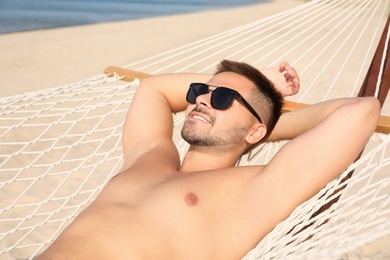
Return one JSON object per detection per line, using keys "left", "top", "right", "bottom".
{"left": 185, "top": 193, "right": 198, "bottom": 206}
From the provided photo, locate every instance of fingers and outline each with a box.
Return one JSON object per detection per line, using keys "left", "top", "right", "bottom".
{"left": 279, "top": 61, "right": 289, "bottom": 72}
{"left": 279, "top": 61, "right": 300, "bottom": 95}
{"left": 282, "top": 62, "right": 299, "bottom": 83}
{"left": 279, "top": 61, "right": 297, "bottom": 76}
{"left": 292, "top": 77, "right": 300, "bottom": 91}
{"left": 285, "top": 64, "right": 297, "bottom": 77}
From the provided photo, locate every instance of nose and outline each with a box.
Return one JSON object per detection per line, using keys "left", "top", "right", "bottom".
{"left": 196, "top": 92, "right": 212, "bottom": 108}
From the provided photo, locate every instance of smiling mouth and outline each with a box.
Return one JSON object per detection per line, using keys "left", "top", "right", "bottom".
{"left": 191, "top": 114, "right": 210, "bottom": 123}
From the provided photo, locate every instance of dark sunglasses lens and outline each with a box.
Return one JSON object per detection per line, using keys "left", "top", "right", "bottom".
{"left": 212, "top": 88, "right": 233, "bottom": 109}
{"left": 187, "top": 84, "right": 209, "bottom": 103}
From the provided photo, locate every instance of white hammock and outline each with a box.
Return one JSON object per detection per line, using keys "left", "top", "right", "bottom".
{"left": 1, "top": 0, "right": 390, "bottom": 259}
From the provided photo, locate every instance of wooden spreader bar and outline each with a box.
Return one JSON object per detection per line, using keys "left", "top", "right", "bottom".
{"left": 104, "top": 65, "right": 390, "bottom": 134}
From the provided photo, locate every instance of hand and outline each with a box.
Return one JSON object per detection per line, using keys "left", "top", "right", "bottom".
{"left": 260, "top": 62, "right": 300, "bottom": 97}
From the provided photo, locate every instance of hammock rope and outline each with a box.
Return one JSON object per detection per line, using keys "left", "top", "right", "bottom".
{"left": 376, "top": 19, "right": 390, "bottom": 98}
{"left": 0, "top": 0, "right": 389, "bottom": 259}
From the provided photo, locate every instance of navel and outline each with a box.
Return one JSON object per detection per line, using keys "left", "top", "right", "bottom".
{"left": 185, "top": 192, "right": 198, "bottom": 206}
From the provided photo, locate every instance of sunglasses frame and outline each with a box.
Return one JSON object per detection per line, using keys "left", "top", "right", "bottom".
{"left": 186, "top": 83, "right": 263, "bottom": 123}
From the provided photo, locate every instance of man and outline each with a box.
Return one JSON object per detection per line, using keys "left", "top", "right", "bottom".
{"left": 37, "top": 60, "right": 380, "bottom": 259}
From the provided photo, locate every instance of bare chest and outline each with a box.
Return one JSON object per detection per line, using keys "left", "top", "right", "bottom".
{"left": 104, "top": 166, "right": 257, "bottom": 212}
{"left": 78, "top": 166, "right": 269, "bottom": 259}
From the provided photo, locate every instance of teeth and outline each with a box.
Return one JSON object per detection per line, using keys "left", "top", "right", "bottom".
{"left": 193, "top": 115, "right": 208, "bottom": 123}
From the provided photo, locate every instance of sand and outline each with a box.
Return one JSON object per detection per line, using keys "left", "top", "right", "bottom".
{"left": 0, "top": 0, "right": 304, "bottom": 98}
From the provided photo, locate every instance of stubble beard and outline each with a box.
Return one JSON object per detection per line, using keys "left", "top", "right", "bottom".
{"left": 181, "top": 120, "right": 250, "bottom": 147}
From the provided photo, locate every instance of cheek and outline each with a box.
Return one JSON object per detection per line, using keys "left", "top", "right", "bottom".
{"left": 214, "top": 111, "right": 241, "bottom": 130}
{"left": 217, "top": 107, "right": 252, "bottom": 125}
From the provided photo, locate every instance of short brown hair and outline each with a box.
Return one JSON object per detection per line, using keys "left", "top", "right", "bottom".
{"left": 215, "top": 60, "right": 283, "bottom": 144}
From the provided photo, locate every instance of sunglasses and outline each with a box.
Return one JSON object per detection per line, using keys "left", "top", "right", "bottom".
{"left": 186, "top": 83, "right": 262, "bottom": 123}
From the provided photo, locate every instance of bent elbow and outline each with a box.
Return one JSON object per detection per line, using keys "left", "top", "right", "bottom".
{"left": 357, "top": 97, "right": 381, "bottom": 131}
{"left": 361, "top": 96, "right": 380, "bottom": 119}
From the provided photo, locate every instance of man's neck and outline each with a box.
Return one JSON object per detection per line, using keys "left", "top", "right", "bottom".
{"left": 179, "top": 145, "right": 242, "bottom": 173}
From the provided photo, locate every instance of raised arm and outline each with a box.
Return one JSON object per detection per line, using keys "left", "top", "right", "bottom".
{"left": 121, "top": 73, "right": 211, "bottom": 169}
{"left": 257, "top": 96, "right": 380, "bottom": 216}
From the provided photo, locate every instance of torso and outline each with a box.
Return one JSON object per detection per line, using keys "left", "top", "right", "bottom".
{"left": 39, "top": 149, "right": 282, "bottom": 260}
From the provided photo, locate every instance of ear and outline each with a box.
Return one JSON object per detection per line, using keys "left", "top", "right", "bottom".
{"left": 245, "top": 123, "right": 267, "bottom": 145}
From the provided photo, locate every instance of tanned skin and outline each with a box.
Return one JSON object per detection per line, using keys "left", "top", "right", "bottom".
{"left": 37, "top": 61, "right": 380, "bottom": 260}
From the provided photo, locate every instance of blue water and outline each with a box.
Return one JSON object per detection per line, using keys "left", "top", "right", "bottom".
{"left": 0, "top": 0, "right": 264, "bottom": 34}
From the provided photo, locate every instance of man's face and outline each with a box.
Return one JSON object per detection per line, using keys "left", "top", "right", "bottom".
{"left": 181, "top": 72, "right": 257, "bottom": 148}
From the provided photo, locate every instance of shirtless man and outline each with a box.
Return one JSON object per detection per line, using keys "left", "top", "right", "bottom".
{"left": 37, "top": 60, "right": 380, "bottom": 259}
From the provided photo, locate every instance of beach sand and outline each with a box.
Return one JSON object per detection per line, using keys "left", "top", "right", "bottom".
{"left": 1, "top": 0, "right": 389, "bottom": 258}
{"left": 0, "top": 0, "right": 304, "bottom": 98}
